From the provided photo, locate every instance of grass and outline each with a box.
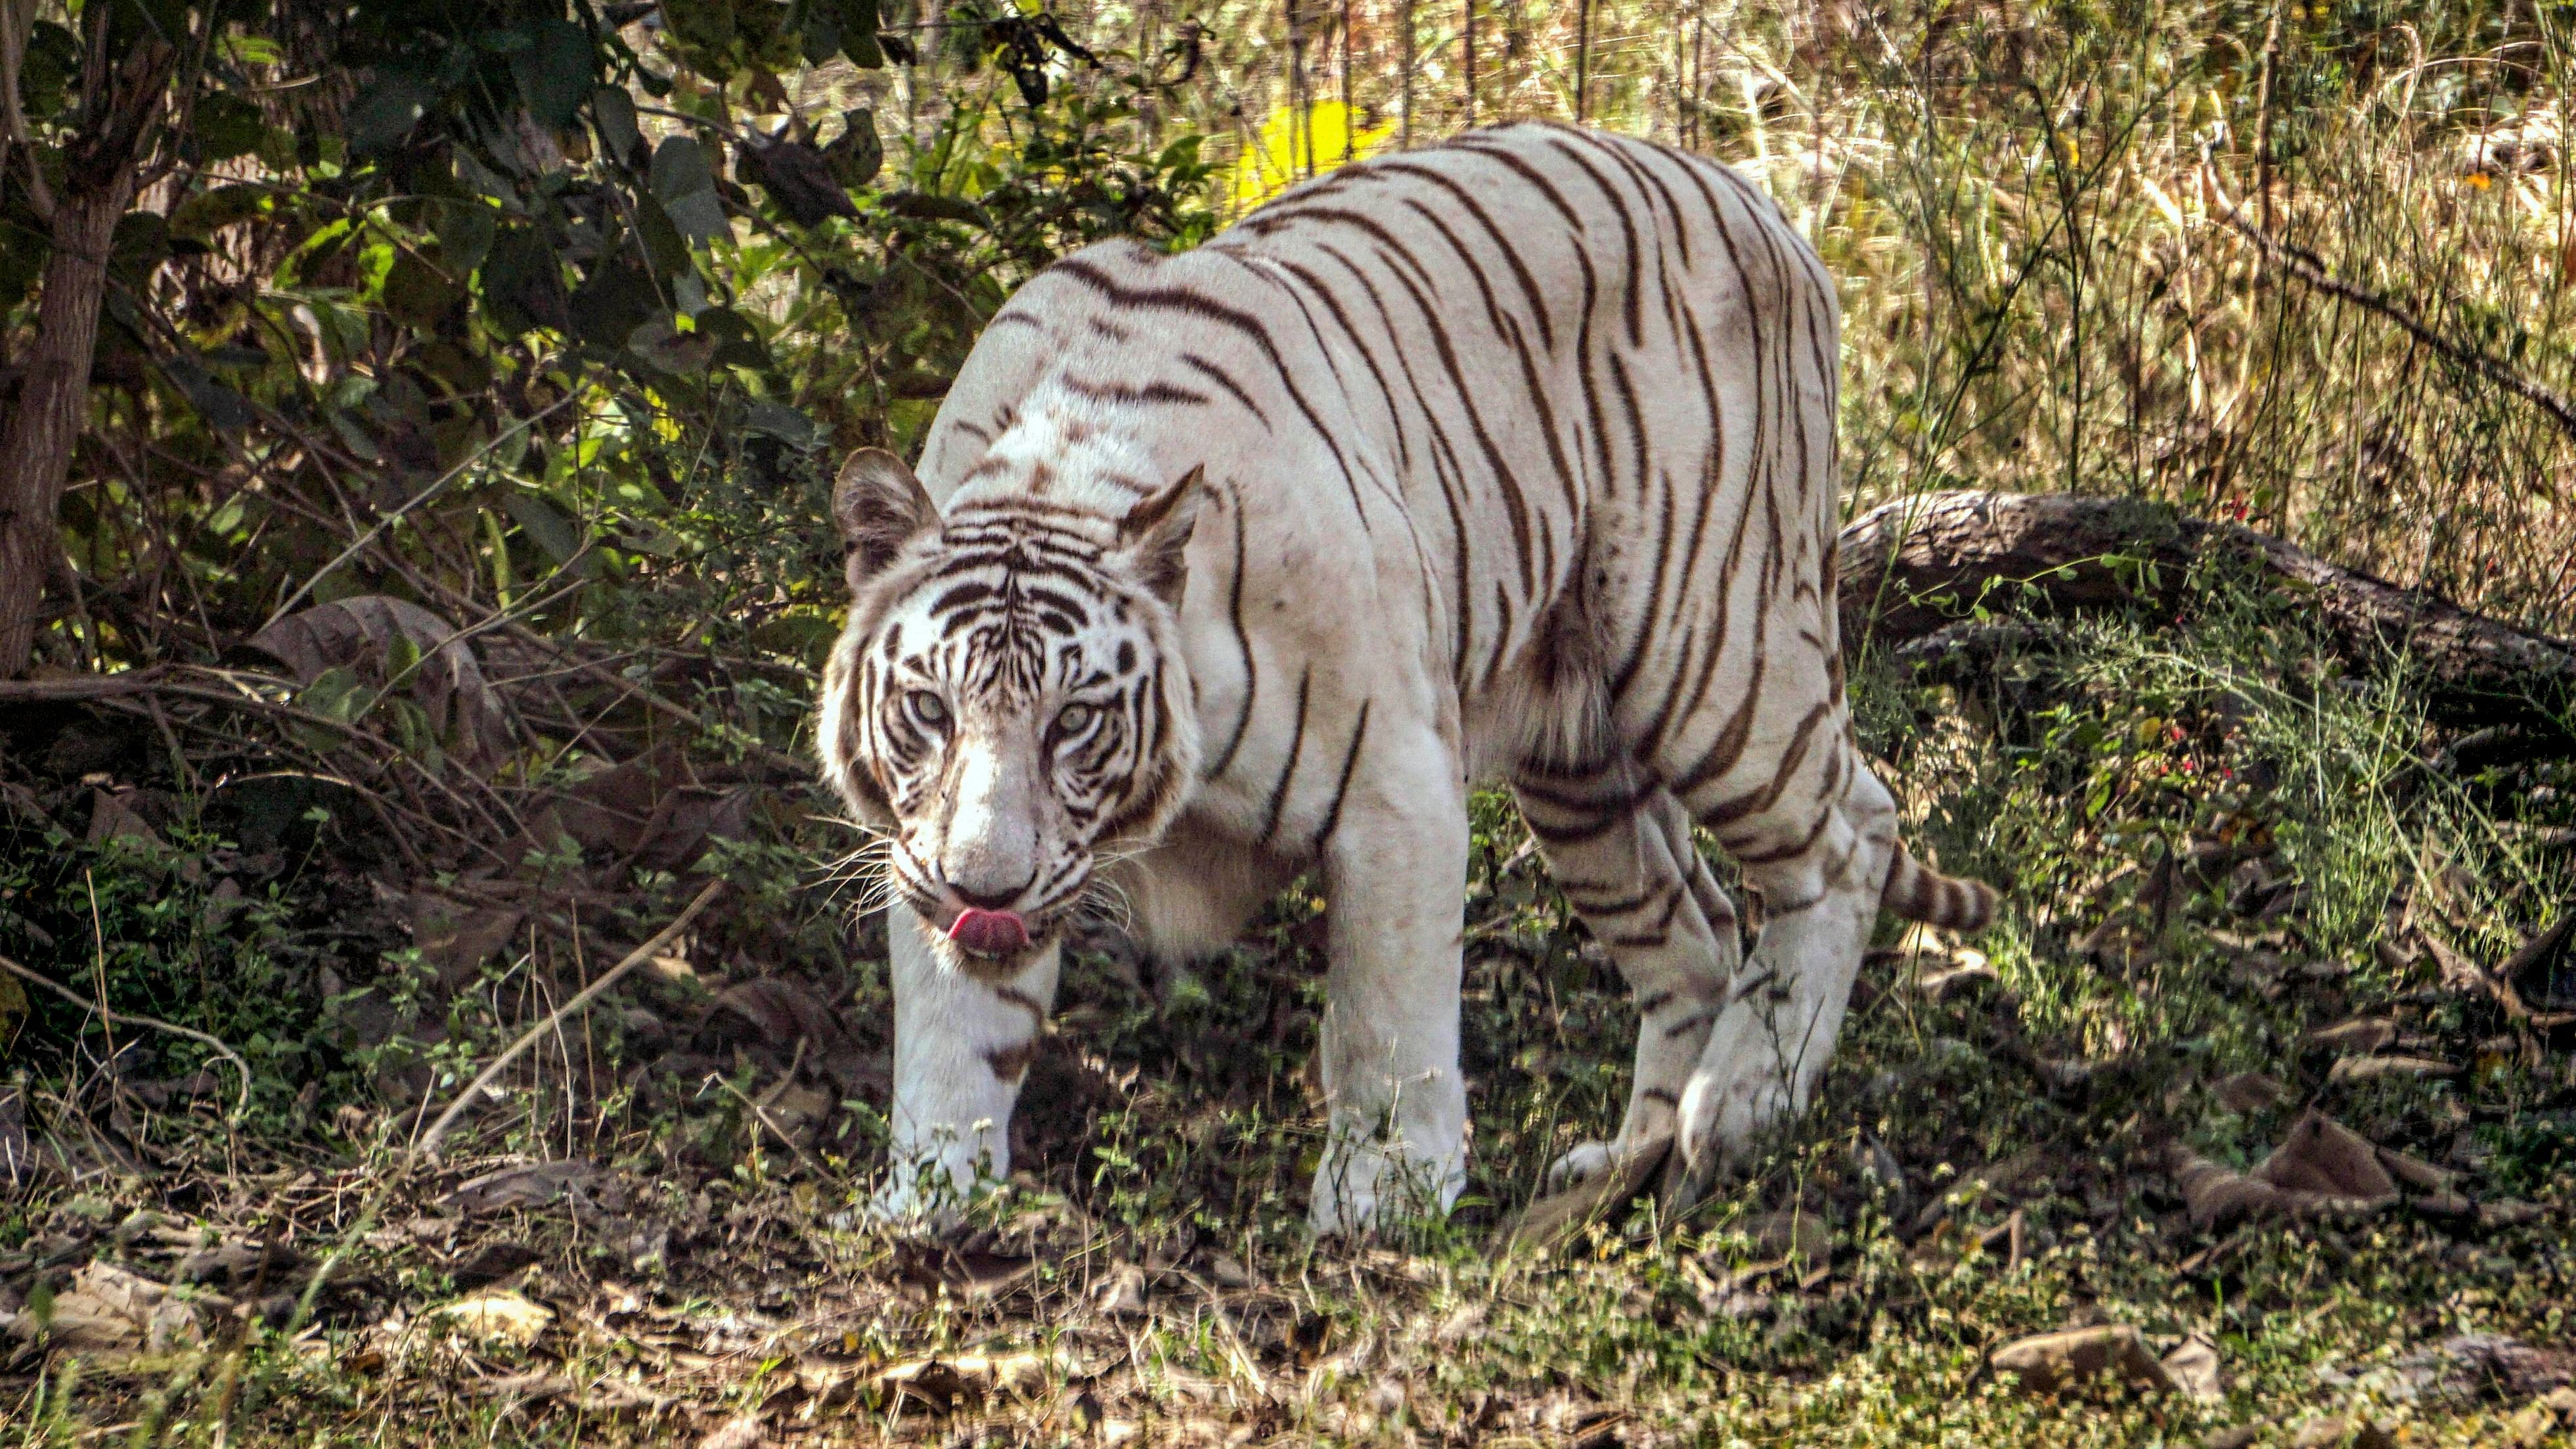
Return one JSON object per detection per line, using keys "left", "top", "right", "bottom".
{"left": 5, "top": 579, "right": 2572, "bottom": 1446}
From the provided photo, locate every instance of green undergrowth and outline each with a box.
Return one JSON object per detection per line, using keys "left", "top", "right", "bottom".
{"left": 5, "top": 579, "right": 2574, "bottom": 1447}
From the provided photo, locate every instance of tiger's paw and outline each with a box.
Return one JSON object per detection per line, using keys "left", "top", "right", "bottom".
{"left": 865, "top": 1149, "right": 992, "bottom": 1234}
{"left": 1308, "top": 1140, "right": 1465, "bottom": 1237}
{"left": 1542, "top": 1140, "right": 1621, "bottom": 1195}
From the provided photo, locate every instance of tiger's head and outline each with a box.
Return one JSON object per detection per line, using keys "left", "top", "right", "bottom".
{"left": 816, "top": 447, "right": 1204, "bottom": 966}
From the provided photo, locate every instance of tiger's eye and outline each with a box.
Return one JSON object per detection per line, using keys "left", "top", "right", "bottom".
{"left": 1054, "top": 702, "right": 1094, "bottom": 736}
{"left": 907, "top": 690, "right": 948, "bottom": 726}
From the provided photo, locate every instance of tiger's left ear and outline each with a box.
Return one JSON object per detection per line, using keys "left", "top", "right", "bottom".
{"left": 1112, "top": 465, "right": 1205, "bottom": 607}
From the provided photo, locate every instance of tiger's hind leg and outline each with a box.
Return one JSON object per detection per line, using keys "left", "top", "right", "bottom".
{"left": 1514, "top": 763, "right": 1741, "bottom": 1193}
{"left": 1664, "top": 745, "right": 1903, "bottom": 1204}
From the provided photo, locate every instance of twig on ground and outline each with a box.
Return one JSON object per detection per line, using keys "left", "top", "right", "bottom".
{"left": 712, "top": 1072, "right": 831, "bottom": 1180}
{"left": 413, "top": 878, "right": 725, "bottom": 1161}
{"left": 0, "top": 952, "right": 254, "bottom": 1117}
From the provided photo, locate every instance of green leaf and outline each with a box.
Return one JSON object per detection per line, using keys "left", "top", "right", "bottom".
{"left": 511, "top": 20, "right": 596, "bottom": 133}
{"left": 633, "top": 194, "right": 694, "bottom": 280}
{"left": 325, "top": 407, "right": 384, "bottom": 462}
{"left": 478, "top": 225, "right": 569, "bottom": 338}
{"left": 161, "top": 356, "right": 255, "bottom": 431}
{"left": 650, "top": 135, "right": 730, "bottom": 245}
{"left": 171, "top": 183, "right": 269, "bottom": 237}
{"left": 193, "top": 92, "right": 268, "bottom": 162}
{"left": 836, "top": 0, "right": 883, "bottom": 67}
{"left": 348, "top": 76, "right": 432, "bottom": 156}
{"left": 823, "top": 108, "right": 881, "bottom": 189}
{"left": 109, "top": 211, "right": 170, "bottom": 286}
{"left": 743, "top": 400, "right": 817, "bottom": 449}
{"left": 17, "top": 22, "right": 78, "bottom": 120}
{"left": 751, "top": 613, "right": 841, "bottom": 665}
{"left": 504, "top": 491, "right": 585, "bottom": 564}
{"left": 693, "top": 307, "right": 772, "bottom": 369}
{"left": 384, "top": 633, "right": 423, "bottom": 684}
{"left": 661, "top": 0, "right": 740, "bottom": 75}
{"left": 591, "top": 85, "right": 646, "bottom": 168}
{"left": 382, "top": 253, "right": 460, "bottom": 330}
{"left": 298, "top": 665, "right": 374, "bottom": 723}
{"left": 432, "top": 198, "right": 497, "bottom": 274}
{"left": 569, "top": 261, "right": 663, "bottom": 349}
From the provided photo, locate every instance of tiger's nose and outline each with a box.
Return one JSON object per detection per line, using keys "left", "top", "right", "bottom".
{"left": 946, "top": 874, "right": 1036, "bottom": 911}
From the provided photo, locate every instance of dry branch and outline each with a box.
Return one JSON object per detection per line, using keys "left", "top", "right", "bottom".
{"left": 412, "top": 878, "right": 724, "bottom": 1161}
{"left": 1837, "top": 490, "right": 2576, "bottom": 737}
{"left": 2215, "top": 201, "right": 2576, "bottom": 447}
{"left": 0, "top": 952, "right": 252, "bottom": 1116}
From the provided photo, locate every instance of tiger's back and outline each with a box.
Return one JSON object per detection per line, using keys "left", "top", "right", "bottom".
{"left": 836, "top": 123, "right": 1993, "bottom": 1232}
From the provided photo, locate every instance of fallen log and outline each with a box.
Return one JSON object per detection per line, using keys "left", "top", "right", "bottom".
{"left": 1836, "top": 491, "right": 2576, "bottom": 738}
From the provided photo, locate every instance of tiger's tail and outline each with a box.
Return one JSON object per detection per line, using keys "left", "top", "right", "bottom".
{"left": 1882, "top": 843, "right": 1997, "bottom": 931}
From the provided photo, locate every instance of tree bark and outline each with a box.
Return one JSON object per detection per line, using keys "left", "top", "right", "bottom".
{"left": 0, "top": 181, "right": 131, "bottom": 677}
{"left": 1836, "top": 491, "right": 2576, "bottom": 736}
{"left": 0, "top": 38, "right": 169, "bottom": 679}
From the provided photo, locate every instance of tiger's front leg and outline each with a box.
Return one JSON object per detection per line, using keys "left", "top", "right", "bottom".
{"left": 1308, "top": 722, "right": 1471, "bottom": 1236}
{"left": 870, "top": 903, "right": 1060, "bottom": 1226}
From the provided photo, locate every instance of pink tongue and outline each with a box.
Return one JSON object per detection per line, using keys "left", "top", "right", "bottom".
{"left": 947, "top": 907, "right": 1031, "bottom": 955}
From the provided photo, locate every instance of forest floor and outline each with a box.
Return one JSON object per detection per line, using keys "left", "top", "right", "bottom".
{"left": 5, "top": 587, "right": 2575, "bottom": 1448}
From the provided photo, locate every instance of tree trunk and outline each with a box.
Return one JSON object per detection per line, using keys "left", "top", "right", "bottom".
{"left": 0, "top": 180, "right": 131, "bottom": 677}
{"left": 0, "top": 35, "right": 169, "bottom": 679}
{"left": 1836, "top": 491, "right": 2576, "bottom": 737}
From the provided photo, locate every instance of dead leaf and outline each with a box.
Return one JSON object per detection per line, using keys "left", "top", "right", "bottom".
{"left": 2510, "top": 1386, "right": 2576, "bottom": 1446}
{"left": 1913, "top": 947, "right": 1998, "bottom": 1001}
{"left": 2307, "top": 1017, "right": 2398, "bottom": 1052}
{"left": 875, "top": 1350, "right": 1053, "bottom": 1411}
{"left": 2162, "top": 1333, "right": 2227, "bottom": 1404}
{"left": 2289, "top": 1416, "right": 2394, "bottom": 1449}
{"left": 175, "top": 1241, "right": 303, "bottom": 1290}
{"left": 410, "top": 894, "right": 525, "bottom": 990}
{"left": 528, "top": 744, "right": 756, "bottom": 871}
{"left": 890, "top": 1241, "right": 1039, "bottom": 1301}
{"left": 2213, "top": 1071, "right": 2292, "bottom": 1113}
{"left": 701, "top": 977, "right": 849, "bottom": 1054}
{"left": 1093, "top": 1262, "right": 1149, "bottom": 1318}
{"left": 2169, "top": 1113, "right": 2386, "bottom": 1229}
{"left": 0, "top": 1086, "right": 27, "bottom": 1191}
{"left": 446, "top": 1159, "right": 598, "bottom": 1215}
{"left": 1500, "top": 1134, "right": 1672, "bottom": 1253}
{"left": 432, "top": 1289, "right": 553, "bottom": 1347}
{"left": 2389, "top": 1333, "right": 2576, "bottom": 1406}
{"left": 2327, "top": 1054, "right": 2458, "bottom": 1082}
{"left": 11, "top": 1262, "right": 203, "bottom": 1360}
{"left": 86, "top": 786, "right": 166, "bottom": 846}
{"left": 1989, "top": 1324, "right": 2177, "bottom": 1395}
{"left": 696, "top": 1415, "right": 768, "bottom": 1449}
{"left": 2500, "top": 910, "right": 2576, "bottom": 1013}
{"left": 2168, "top": 1111, "right": 2470, "bottom": 1230}
{"left": 248, "top": 595, "right": 511, "bottom": 769}
{"left": 448, "top": 1241, "right": 541, "bottom": 1288}
{"left": 2482, "top": 1199, "right": 2546, "bottom": 1228}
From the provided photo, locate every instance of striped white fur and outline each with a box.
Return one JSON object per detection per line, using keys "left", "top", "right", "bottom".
{"left": 816, "top": 123, "right": 1996, "bottom": 1234}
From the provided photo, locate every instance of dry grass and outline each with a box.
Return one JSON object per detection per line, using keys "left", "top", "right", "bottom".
{"left": 887, "top": 0, "right": 2576, "bottom": 631}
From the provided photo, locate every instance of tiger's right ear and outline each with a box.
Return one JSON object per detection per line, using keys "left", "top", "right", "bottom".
{"left": 833, "top": 449, "right": 942, "bottom": 589}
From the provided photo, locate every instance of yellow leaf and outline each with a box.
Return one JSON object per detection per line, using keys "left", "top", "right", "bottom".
{"left": 432, "top": 1290, "right": 553, "bottom": 1347}
{"left": 1228, "top": 101, "right": 1396, "bottom": 210}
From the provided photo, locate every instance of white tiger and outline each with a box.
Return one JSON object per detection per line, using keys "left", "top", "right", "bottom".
{"left": 816, "top": 122, "right": 1995, "bottom": 1234}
